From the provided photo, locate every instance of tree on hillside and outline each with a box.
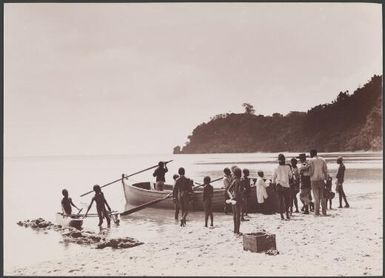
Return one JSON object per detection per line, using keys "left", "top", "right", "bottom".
{"left": 336, "top": 90, "right": 349, "bottom": 102}
{"left": 175, "top": 75, "right": 382, "bottom": 153}
{"left": 173, "top": 146, "right": 182, "bottom": 154}
{"left": 242, "top": 103, "right": 255, "bottom": 114}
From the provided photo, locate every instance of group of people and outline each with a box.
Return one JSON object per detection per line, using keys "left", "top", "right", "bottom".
{"left": 61, "top": 185, "right": 113, "bottom": 227}
{"left": 270, "top": 150, "right": 349, "bottom": 221}
{"left": 153, "top": 163, "right": 215, "bottom": 228}
{"left": 60, "top": 151, "right": 350, "bottom": 231}
{"left": 153, "top": 149, "right": 350, "bottom": 234}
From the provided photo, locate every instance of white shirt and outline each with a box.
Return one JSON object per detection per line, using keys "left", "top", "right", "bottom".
{"left": 256, "top": 177, "right": 269, "bottom": 204}
{"left": 272, "top": 165, "right": 292, "bottom": 188}
{"left": 309, "top": 156, "right": 328, "bottom": 181}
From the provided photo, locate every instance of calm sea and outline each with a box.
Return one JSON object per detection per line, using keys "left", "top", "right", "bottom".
{"left": 4, "top": 152, "right": 383, "bottom": 271}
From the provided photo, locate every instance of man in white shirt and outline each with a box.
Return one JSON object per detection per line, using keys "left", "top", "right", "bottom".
{"left": 309, "top": 149, "right": 328, "bottom": 216}
{"left": 272, "top": 154, "right": 293, "bottom": 220}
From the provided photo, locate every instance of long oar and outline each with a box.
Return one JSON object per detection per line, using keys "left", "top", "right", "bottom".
{"left": 79, "top": 210, "right": 119, "bottom": 217}
{"left": 120, "top": 192, "right": 173, "bottom": 216}
{"left": 80, "top": 160, "right": 173, "bottom": 197}
{"left": 192, "top": 177, "right": 223, "bottom": 190}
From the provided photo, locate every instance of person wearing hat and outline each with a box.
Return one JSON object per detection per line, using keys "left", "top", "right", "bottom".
{"left": 153, "top": 161, "right": 168, "bottom": 191}
{"left": 298, "top": 153, "right": 312, "bottom": 214}
{"left": 336, "top": 157, "right": 349, "bottom": 208}
{"left": 272, "top": 154, "right": 293, "bottom": 220}
{"left": 309, "top": 149, "right": 328, "bottom": 216}
{"left": 227, "top": 167, "right": 243, "bottom": 234}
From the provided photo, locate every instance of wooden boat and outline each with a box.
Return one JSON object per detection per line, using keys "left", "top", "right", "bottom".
{"left": 56, "top": 212, "right": 83, "bottom": 229}
{"left": 122, "top": 179, "right": 226, "bottom": 212}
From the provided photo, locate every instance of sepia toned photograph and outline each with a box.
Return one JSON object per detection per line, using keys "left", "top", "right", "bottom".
{"left": 3, "top": 2, "right": 383, "bottom": 276}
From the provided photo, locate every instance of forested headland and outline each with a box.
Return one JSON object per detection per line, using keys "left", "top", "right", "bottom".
{"left": 174, "top": 75, "right": 382, "bottom": 154}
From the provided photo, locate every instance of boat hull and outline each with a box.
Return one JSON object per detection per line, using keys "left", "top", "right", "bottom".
{"left": 123, "top": 181, "right": 227, "bottom": 212}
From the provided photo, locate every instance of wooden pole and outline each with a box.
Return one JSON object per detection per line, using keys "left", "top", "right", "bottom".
{"left": 80, "top": 160, "right": 173, "bottom": 197}
{"left": 119, "top": 193, "right": 173, "bottom": 216}
{"left": 192, "top": 176, "right": 223, "bottom": 190}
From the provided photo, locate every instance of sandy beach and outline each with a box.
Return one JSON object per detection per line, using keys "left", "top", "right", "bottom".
{"left": 8, "top": 188, "right": 382, "bottom": 276}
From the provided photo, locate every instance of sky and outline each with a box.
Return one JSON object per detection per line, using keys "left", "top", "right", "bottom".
{"left": 4, "top": 3, "right": 382, "bottom": 156}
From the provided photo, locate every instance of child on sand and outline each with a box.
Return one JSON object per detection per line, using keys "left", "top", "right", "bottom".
{"left": 85, "top": 185, "right": 112, "bottom": 227}
{"left": 203, "top": 176, "right": 214, "bottom": 227}
{"left": 325, "top": 175, "right": 335, "bottom": 209}
{"left": 61, "top": 189, "right": 81, "bottom": 215}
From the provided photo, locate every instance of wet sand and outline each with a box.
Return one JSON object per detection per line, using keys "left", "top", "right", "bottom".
{"left": 8, "top": 190, "right": 383, "bottom": 276}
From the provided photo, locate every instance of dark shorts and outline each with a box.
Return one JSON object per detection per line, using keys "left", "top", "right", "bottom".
{"left": 301, "top": 176, "right": 311, "bottom": 189}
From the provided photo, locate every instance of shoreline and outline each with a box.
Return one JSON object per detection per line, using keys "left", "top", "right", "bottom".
{"left": 7, "top": 190, "right": 383, "bottom": 276}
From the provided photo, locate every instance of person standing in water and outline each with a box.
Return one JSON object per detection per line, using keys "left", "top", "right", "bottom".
{"left": 173, "top": 167, "right": 194, "bottom": 227}
{"left": 203, "top": 176, "right": 214, "bottom": 227}
{"left": 336, "top": 157, "right": 350, "bottom": 208}
{"left": 222, "top": 168, "right": 233, "bottom": 214}
{"left": 61, "top": 189, "right": 81, "bottom": 215}
{"left": 85, "top": 185, "right": 112, "bottom": 227}
{"left": 153, "top": 161, "right": 168, "bottom": 191}
{"left": 272, "top": 154, "right": 293, "bottom": 220}
{"left": 227, "top": 167, "right": 243, "bottom": 234}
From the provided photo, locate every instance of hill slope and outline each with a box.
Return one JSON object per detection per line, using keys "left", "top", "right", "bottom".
{"left": 174, "top": 75, "right": 382, "bottom": 154}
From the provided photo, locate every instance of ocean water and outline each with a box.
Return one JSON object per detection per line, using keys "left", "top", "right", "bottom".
{"left": 3, "top": 152, "right": 383, "bottom": 272}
